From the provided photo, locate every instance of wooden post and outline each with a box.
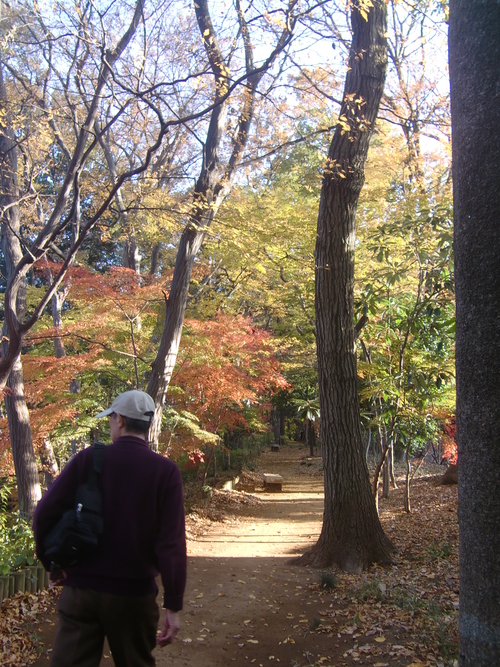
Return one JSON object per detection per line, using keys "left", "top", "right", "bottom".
{"left": 37, "top": 565, "right": 46, "bottom": 591}
{"left": 14, "top": 570, "right": 26, "bottom": 593}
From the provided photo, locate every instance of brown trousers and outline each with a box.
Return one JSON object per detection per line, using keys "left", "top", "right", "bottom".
{"left": 50, "top": 587, "right": 159, "bottom": 667}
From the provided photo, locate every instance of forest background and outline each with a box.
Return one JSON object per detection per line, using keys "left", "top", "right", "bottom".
{"left": 0, "top": 0, "right": 455, "bottom": 569}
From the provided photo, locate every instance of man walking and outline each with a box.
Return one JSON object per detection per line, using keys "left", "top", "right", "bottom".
{"left": 33, "top": 390, "right": 187, "bottom": 666}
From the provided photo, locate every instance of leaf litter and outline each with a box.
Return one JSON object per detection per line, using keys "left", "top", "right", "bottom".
{"left": 2, "top": 450, "right": 458, "bottom": 667}
{"left": 0, "top": 588, "right": 57, "bottom": 665}
{"left": 308, "top": 474, "right": 459, "bottom": 666}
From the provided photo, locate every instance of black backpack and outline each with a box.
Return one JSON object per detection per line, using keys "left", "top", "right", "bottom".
{"left": 43, "top": 442, "right": 105, "bottom": 570}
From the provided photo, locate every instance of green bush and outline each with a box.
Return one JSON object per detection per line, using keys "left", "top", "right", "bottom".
{"left": 0, "top": 480, "right": 37, "bottom": 574}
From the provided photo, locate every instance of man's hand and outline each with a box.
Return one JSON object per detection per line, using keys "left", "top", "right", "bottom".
{"left": 49, "top": 569, "right": 67, "bottom": 586}
{"left": 157, "top": 609, "right": 180, "bottom": 646}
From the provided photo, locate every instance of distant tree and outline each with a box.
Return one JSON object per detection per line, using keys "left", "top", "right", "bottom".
{"left": 449, "top": 1, "right": 500, "bottom": 664}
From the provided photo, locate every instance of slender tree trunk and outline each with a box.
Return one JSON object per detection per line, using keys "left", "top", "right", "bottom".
{"left": 51, "top": 291, "right": 66, "bottom": 358}
{"left": 97, "top": 124, "right": 142, "bottom": 278}
{"left": 403, "top": 440, "right": 411, "bottom": 513}
{"left": 382, "top": 441, "right": 396, "bottom": 497}
{"left": 0, "top": 64, "right": 40, "bottom": 519}
{"left": 365, "top": 429, "right": 372, "bottom": 461}
{"left": 150, "top": 243, "right": 160, "bottom": 276}
{"left": 301, "top": 0, "right": 394, "bottom": 571}
{"left": 449, "top": 2, "right": 500, "bottom": 664}
{"left": 373, "top": 425, "right": 389, "bottom": 514}
{"left": 40, "top": 440, "right": 59, "bottom": 488}
{"left": 146, "top": 0, "right": 296, "bottom": 448}
{"left": 382, "top": 455, "right": 390, "bottom": 498}
{"left": 45, "top": 264, "right": 69, "bottom": 358}
{"left": 279, "top": 411, "right": 285, "bottom": 445}
{"left": 270, "top": 408, "right": 281, "bottom": 444}
{"left": 122, "top": 234, "right": 141, "bottom": 275}
{"left": 147, "top": 216, "right": 220, "bottom": 449}
{"left": 390, "top": 442, "right": 397, "bottom": 488}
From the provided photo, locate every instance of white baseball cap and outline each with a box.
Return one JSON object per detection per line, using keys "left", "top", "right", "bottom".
{"left": 96, "top": 390, "right": 155, "bottom": 422}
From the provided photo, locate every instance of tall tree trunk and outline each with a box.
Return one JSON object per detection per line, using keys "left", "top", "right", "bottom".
{"left": 0, "top": 65, "right": 41, "bottom": 519}
{"left": 301, "top": 0, "right": 394, "bottom": 571}
{"left": 147, "top": 209, "right": 222, "bottom": 449}
{"left": 146, "top": 0, "right": 296, "bottom": 448}
{"left": 449, "top": 2, "right": 500, "bottom": 664}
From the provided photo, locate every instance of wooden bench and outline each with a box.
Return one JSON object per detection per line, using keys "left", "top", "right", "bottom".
{"left": 263, "top": 473, "right": 283, "bottom": 492}
{"left": 270, "top": 444, "right": 280, "bottom": 452}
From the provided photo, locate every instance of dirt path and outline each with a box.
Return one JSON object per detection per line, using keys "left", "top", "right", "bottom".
{"left": 160, "top": 444, "right": 330, "bottom": 667}
{"left": 28, "top": 443, "right": 459, "bottom": 667}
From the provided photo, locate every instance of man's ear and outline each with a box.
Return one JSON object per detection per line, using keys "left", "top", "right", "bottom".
{"left": 116, "top": 413, "right": 127, "bottom": 429}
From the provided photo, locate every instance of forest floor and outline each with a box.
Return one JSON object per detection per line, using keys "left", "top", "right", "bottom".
{"left": 3, "top": 442, "right": 459, "bottom": 667}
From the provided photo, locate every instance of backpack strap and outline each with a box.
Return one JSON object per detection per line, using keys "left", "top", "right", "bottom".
{"left": 93, "top": 441, "right": 105, "bottom": 475}
{"left": 84, "top": 442, "right": 105, "bottom": 492}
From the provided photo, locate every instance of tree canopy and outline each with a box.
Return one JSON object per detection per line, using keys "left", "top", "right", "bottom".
{"left": 0, "top": 0, "right": 454, "bottom": 567}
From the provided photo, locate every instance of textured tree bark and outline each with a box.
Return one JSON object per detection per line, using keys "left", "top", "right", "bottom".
{"left": 40, "top": 440, "right": 59, "bottom": 488}
{"left": 449, "top": 2, "right": 500, "bottom": 664}
{"left": 301, "top": 0, "right": 395, "bottom": 570}
{"left": 2, "top": 358, "right": 41, "bottom": 517}
{"left": 0, "top": 65, "right": 41, "bottom": 519}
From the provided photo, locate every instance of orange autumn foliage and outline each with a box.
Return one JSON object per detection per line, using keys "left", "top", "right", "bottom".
{"left": 442, "top": 421, "right": 457, "bottom": 464}
{"left": 170, "top": 315, "right": 289, "bottom": 434}
{"left": 0, "top": 265, "right": 287, "bottom": 476}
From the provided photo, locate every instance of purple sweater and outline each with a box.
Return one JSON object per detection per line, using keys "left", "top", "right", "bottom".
{"left": 33, "top": 436, "right": 186, "bottom": 611}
